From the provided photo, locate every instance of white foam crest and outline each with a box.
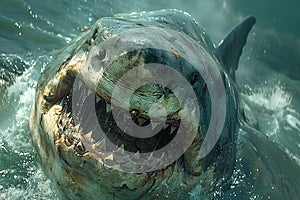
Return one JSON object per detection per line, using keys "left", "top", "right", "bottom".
{"left": 246, "top": 84, "right": 292, "bottom": 112}
{"left": 244, "top": 83, "right": 293, "bottom": 136}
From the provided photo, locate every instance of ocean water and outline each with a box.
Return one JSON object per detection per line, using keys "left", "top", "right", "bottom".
{"left": 0, "top": 0, "right": 299, "bottom": 199}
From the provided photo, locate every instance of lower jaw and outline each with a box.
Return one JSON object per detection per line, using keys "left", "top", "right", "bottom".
{"left": 32, "top": 108, "right": 218, "bottom": 200}
{"left": 43, "top": 135, "right": 193, "bottom": 200}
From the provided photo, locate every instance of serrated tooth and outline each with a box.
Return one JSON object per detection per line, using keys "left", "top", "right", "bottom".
{"left": 106, "top": 103, "right": 111, "bottom": 113}
{"left": 104, "top": 154, "right": 114, "bottom": 161}
{"left": 76, "top": 141, "right": 85, "bottom": 152}
{"left": 74, "top": 124, "right": 80, "bottom": 132}
{"left": 65, "top": 137, "right": 72, "bottom": 146}
{"left": 85, "top": 131, "right": 93, "bottom": 139}
{"left": 115, "top": 144, "right": 125, "bottom": 155}
{"left": 148, "top": 152, "right": 154, "bottom": 161}
{"left": 93, "top": 139, "right": 106, "bottom": 151}
{"left": 170, "top": 126, "right": 177, "bottom": 134}
{"left": 163, "top": 124, "right": 170, "bottom": 130}
{"left": 151, "top": 121, "right": 160, "bottom": 130}
{"left": 133, "top": 151, "right": 140, "bottom": 160}
{"left": 96, "top": 95, "right": 101, "bottom": 103}
{"left": 137, "top": 118, "right": 146, "bottom": 125}
{"left": 67, "top": 117, "right": 73, "bottom": 128}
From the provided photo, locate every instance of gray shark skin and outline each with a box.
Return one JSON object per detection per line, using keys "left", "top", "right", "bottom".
{"left": 29, "top": 9, "right": 255, "bottom": 199}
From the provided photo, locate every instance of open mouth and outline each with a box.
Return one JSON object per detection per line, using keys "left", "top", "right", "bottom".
{"left": 50, "top": 73, "right": 182, "bottom": 172}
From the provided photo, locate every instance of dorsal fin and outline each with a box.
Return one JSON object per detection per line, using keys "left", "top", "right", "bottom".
{"left": 217, "top": 16, "right": 256, "bottom": 81}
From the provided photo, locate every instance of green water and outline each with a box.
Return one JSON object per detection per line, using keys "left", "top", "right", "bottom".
{"left": 0, "top": 0, "right": 299, "bottom": 199}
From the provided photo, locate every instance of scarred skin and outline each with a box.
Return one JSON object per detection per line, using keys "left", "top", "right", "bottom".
{"left": 29, "top": 10, "right": 238, "bottom": 199}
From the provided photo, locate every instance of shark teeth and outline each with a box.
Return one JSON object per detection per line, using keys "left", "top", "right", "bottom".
{"left": 116, "top": 144, "right": 125, "bottom": 155}
{"left": 76, "top": 141, "right": 84, "bottom": 150}
{"left": 170, "top": 126, "right": 177, "bottom": 134}
{"left": 106, "top": 103, "right": 111, "bottom": 113}
{"left": 137, "top": 118, "right": 146, "bottom": 125}
{"left": 65, "top": 132, "right": 74, "bottom": 146}
{"left": 93, "top": 139, "right": 106, "bottom": 152}
{"left": 85, "top": 131, "right": 93, "bottom": 141}
{"left": 104, "top": 154, "right": 114, "bottom": 166}
{"left": 151, "top": 121, "right": 160, "bottom": 130}
{"left": 104, "top": 154, "right": 114, "bottom": 161}
{"left": 127, "top": 152, "right": 144, "bottom": 169}
{"left": 131, "top": 151, "right": 140, "bottom": 161}
{"left": 67, "top": 117, "right": 73, "bottom": 128}
{"left": 163, "top": 124, "right": 170, "bottom": 130}
{"left": 96, "top": 95, "right": 101, "bottom": 103}
{"left": 56, "top": 77, "right": 183, "bottom": 165}
{"left": 148, "top": 152, "right": 154, "bottom": 161}
{"left": 74, "top": 141, "right": 86, "bottom": 156}
{"left": 74, "top": 124, "right": 80, "bottom": 132}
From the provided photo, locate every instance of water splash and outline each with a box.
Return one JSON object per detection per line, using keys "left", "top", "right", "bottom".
{"left": 246, "top": 83, "right": 292, "bottom": 113}
{"left": 242, "top": 83, "right": 292, "bottom": 136}
{"left": 0, "top": 55, "right": 57, "bottom": 199}
{"left": 242, "top": 82, "right": 300, "bottom": 168}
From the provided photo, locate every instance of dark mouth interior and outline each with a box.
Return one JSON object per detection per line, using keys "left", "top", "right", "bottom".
{"left": 60, "top": 79, "right": 180, "bottom": 154}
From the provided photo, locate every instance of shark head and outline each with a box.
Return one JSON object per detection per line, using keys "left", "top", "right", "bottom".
{"left": 29, "top": 10, "right": 255, "bottom": 199}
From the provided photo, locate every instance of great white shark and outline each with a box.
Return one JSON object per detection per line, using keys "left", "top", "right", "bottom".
{"left": 29, "top": 9, "right": 257, "bottom": 199}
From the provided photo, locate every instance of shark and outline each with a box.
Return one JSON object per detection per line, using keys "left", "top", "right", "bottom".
{"left": 29, "top": 9, "right": 256, "bottom": 199}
